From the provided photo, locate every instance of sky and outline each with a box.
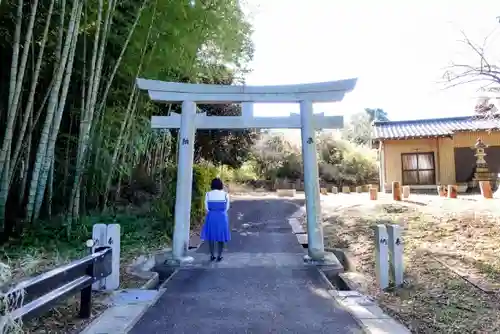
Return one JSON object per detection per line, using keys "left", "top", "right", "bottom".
{"left": 242, "top": 0, "right": 500, "bottom": 121}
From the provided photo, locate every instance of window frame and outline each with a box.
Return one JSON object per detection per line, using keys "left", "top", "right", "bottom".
{"left": 400, "top": 152, "right": 436, "bottom": 185}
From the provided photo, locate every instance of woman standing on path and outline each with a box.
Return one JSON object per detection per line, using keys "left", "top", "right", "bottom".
{"left": 201, "top": 178, "right": 231, "bottom": 262}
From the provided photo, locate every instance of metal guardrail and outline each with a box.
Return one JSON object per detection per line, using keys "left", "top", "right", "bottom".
{"left": 0, "top": 246, "right": 112, "bottom": 325}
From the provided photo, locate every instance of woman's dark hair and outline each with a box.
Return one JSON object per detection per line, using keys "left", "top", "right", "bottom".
{"left": 210, "top": 178, "right": 224, "bottom": 190}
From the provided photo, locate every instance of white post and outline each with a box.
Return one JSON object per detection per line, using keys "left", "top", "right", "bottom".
{"left": 374, "top": 224, "right": 390, "bottom": 289}
{"left": 387, "top": 224, "right": 404, "bottom": 287}
{"left": 300, "top": 100, "right": 324, "bottom": 259}
{"left": 379, "top": 142, "right": 385, "bottom": 192}
{"left": 104, "top": 224, "right": 121, "bottom": 290}
{"left": 172, "top": 101, "right": 197, "bottom": 261}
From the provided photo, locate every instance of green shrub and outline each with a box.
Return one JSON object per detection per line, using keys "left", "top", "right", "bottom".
{"left": 192, "top": 164, "right": 219, "bottom": 221}
{"left": 317, "top": 137, "right": 378, "bottom": 185}
{"left": 218, "top": 162, "right": 258, "bottom": 183}
{"left": 153, "top": 164, "right": 218, "bottom": 230}
{"left": 250, "top": 132, "right": 378, "bottom": 186}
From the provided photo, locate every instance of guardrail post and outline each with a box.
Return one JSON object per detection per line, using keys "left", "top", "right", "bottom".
{"left": 79, "top": 259, "right": 94, "bottom": 318}
{"left": 387, "top": 224, "right": 404, "bottom": 287}
{"left": 374, "top": 224, "right": 389, "bottom": 289}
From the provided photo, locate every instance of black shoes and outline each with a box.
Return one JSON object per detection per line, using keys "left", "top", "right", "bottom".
{"left": 210, "top": 256, "right": 216, "bottom": 261}
{"left": 216, "top": 256, "right": 223, "bottom": 262}
{"left": 210, "top": 256, "right": 223, "bottom": 262}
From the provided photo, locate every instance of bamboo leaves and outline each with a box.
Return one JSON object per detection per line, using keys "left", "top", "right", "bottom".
{"left": 0, "top": 0, "right": 254, "bottom": 238}
{"left": 103, "top": 0, "right": 156, "bottom": 208}
{"left": 68, "top": 0, "right": 150, "bottom": 223}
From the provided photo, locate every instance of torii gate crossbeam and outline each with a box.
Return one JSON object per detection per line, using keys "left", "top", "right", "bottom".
{"left": 136, "top": 78, "right": 357, "bottom": 265}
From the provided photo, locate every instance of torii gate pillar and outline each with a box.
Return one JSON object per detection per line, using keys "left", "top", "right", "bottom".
{"left": 299, "top": 100, "right": 324, "bottom": 256}
{"left": 137, "top": 78, "right": 357, "bottom": 264}
{"left": 176, "top": 101, "right": 197, "bottom": 250}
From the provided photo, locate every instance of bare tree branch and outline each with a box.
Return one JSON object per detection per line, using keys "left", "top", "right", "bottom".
{"left": 442, "top": 26, "right": 500, "bottom": 119}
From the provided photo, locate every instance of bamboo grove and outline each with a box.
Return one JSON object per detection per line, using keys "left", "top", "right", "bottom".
{"left": 0, "top": 0, "right": 255, "bottom": 241}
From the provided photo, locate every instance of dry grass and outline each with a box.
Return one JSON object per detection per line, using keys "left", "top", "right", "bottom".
{"left": 321, "top": 195, "right": 500, "bottom": 333}
{"left": 0, "top": 247, "right": 160, "bottom": 334}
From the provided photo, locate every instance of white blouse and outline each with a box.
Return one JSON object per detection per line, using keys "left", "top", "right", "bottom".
{"left": 205, "top": 190, "right": 230, "bottom": 212}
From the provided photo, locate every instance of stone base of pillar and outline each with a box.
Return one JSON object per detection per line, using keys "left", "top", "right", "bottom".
{"left": 303, "top": 251, "right": 344, "bottom": 274}
{"left": 164, "top": 254, "right": 195, "bottom": 266}
{"left": 402, "top": 185, "right": 410, "bottom": 199}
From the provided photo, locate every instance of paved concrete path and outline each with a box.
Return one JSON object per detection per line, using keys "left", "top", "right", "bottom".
{"left": 128, "top": 198, "right": 363, "bottom": 334}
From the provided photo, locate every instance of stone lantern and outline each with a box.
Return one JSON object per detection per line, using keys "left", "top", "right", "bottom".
{"left": 472, "top": 138, "right": 495, "bottom": 187}
{"left": 474, "top": 138, "right": 487, "bottom": 166}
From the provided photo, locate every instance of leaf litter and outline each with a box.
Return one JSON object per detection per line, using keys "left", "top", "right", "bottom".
{"left": 318, "top": 194, "right": 500, "bottom": 333}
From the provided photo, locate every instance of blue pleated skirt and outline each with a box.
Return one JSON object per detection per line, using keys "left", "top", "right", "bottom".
{"left": 201, "top": 201, "right": 231, "bottom": 242}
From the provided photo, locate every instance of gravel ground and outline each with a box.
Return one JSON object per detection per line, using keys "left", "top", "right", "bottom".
{"left": 319, "top": 192, "right": 500, "bottom": 333}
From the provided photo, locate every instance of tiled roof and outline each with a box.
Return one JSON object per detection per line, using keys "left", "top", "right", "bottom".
{"left": 372, "top": 115, "right": 500, "bottom": 140}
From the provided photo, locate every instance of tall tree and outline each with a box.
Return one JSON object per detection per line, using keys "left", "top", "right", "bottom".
{"left": 365, "top": 108, "right": 389, "bottom": 122}
{"left": 342, "top": 111, "right": 373, "bottom": 146}
{"left": 194, "top": 65, "right": 259, "bottom": 169}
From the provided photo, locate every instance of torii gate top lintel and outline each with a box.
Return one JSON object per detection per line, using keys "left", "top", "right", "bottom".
{"left": 136, "top": 77, "right": 357, "bottom": 103}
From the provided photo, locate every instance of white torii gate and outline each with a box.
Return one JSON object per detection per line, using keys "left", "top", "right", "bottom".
{"left": 136, "top": 78, "right": 357, "bottom": 264}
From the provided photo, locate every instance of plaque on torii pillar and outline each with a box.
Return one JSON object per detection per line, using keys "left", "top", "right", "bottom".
{"left": 136, "top": 78, "right": 357, "bottom": 264}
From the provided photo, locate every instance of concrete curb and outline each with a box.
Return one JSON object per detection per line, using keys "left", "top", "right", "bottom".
{"left": 139, "top": 272, "right": 159, "bottom": 290}
{"left": 126, "top": 248, "right": 174, "bottom": 289}
{"left": 122, "top": 269, "right": 179, "bottom": 333}
{"left": 81, "top": 243, "right": 201, "bottom": 333}
{"left": 79, "top": 269, "right": 178, "bottom": 334}
{"left": 317, "top": 270, "right": 410, "bottom": 334}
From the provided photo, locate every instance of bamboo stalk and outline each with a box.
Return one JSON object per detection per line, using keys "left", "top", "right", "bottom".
{"left": 9, "top": 0, "right": 56, "bottom": 179}
{"left": 47, "top": 157, "right": 54, "bottom": 219}
{"left": 26, "top": 0, "right": 81, "bottom": 222}
{"left": 19, "top": 111, "right": 33, "bottom": 205}
{"left": 1, "top": 0, "right": 40, "bottom": 181}
{"left": 6, "top": 0, "right": 22, "bottom": 116}
{"left": 103, "top": 0, "right": 157, "bottom": 204}
{"left": 95, "top": 0, "right": 150, "bottom": 117}
{"left": 90, "top": 0, "right": 152, "bottom": 185}
{"left": 66, "top": 0, "right": 87, "bottom": 221}
{"left": 62, "top": 112, "right": 74, "bottom": 199}
{"left": 0, "top": 0, "right": 23, "bottom": 229}
{"left": 33, "top": 0, "right": 83, "bottom": 219}
{"left": 68, "top": 0, "right": 105, "bottom": 223}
